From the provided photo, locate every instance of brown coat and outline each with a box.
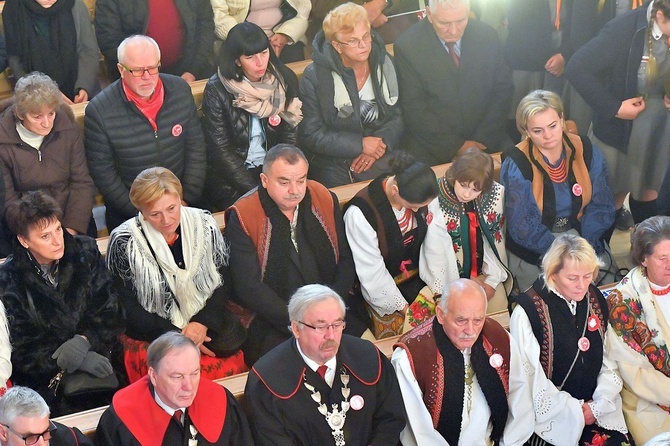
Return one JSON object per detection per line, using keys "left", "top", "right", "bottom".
{"left": 0, "top": 102, "right": 94, "bottom": 234}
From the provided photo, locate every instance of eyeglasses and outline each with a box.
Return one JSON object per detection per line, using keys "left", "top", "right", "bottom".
{"left": 337, "top": 33, "right": 372, "bottom": 48}
{"left": 298, "top": 320, "right": 346, "bottom": 334}
{"left": 2, "top": 420, "right": 56, "bottom": 445}
{"left": 120, "top": 62, "right": 161, "bottom": 77}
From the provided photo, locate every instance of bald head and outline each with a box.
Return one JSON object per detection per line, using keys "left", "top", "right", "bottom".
{"left": 436, "top": 279, "right": 487, "bottom": 350}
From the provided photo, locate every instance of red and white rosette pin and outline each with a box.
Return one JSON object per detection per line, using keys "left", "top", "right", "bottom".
{"left": 268, "top": 115, "right": 282, "bottom": 127}
{"left": 587, "top": 315, "right": 601, "bottom": 332}
{"left": 172, "top": 124, "right": 182, "bottom": 137}
{"left": 350, "top": 395, "right": 365, "bottom": 411}
{"left": 426, "top": 212, "right": 433, "bottom": 225}
{"left": 489, "top": 353, "right": 503, "bottom": 369}
{"left": 578, "top": 337, "right": 590, "bottom": 352}
{"left": 572, "top": 183, "right": 583, "bottom": 197}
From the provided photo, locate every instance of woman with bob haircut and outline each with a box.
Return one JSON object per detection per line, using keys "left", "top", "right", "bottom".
{"left": 0, "top": 191, "right": 123, "bottom": 416}
{"left": 202, "top": 22, "right": 301, "bottom": 211}
{"left": 510, "top": 233, "right": 631, "bottom": 445}
{"left": 606, "top": 215, "right": 670, "bottom": 442}
{"left": 501, "top": 89, "right": 615, "bottom": 291}
{"left": 0, "top": 72, "right": 95, "bottom": 253}
{"left": 106, "top": 167, "right": 247, "bottom": 382}
{"left": 343, "top": 152, "right": 459, "bottom": 338}
{"left": 299, "top": 2, "right": 403, "bottom": 188}
{"left": 438, "top": 148, "right": 511, "bottom": 312}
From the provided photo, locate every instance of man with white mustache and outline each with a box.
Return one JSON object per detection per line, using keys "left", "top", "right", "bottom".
{"left": 225, "top": 144, "right": 361, "bottom": 366}
{"left": 392, "top": 278, "right": 534, "bottom": 445}
{"left": 245, "top": 284, "right": 406, "bottom": 445}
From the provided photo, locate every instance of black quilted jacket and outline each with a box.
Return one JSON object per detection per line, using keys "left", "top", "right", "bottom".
{"left": 84, "top": 74, "right": 206, "bottom": 222}
{"left": 201, "top": 73, "right": 298, "bottom": 211}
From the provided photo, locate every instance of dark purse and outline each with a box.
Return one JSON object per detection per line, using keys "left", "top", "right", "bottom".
{"left": 49, "top": 369, "right": 119, "bottom": 398}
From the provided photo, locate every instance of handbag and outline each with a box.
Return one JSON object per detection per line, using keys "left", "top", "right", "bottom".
{"left": 49, "top": 369, "right": 119, "bottom": 398}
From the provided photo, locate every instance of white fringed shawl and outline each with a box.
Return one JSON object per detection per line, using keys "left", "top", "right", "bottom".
{"left": 107, "top": 207, "right": 228, "bottom": 328}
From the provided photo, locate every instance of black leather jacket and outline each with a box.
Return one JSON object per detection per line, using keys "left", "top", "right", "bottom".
{"left": 201, "top": 73, "right": 298, "bottom": 211}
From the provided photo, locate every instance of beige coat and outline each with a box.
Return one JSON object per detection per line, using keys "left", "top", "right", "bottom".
{"left": 210, "top": 0, "right": 311, "bottom": 42}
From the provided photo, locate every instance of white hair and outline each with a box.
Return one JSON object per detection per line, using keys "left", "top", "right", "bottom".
{"left": 287, "top": 284, "right": 346, "bottom": 330}
{"left": 428, "top": 0, "right": 471, "bottom": 10}
{"left": 0, "top": 387, "right": 50, "bottom": 426}
{"left": 117, "top": 35, "right": 161, "bottom": 65}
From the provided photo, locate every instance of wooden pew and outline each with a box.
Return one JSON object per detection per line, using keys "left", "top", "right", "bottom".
{"left": 51, "top": 308, "right": 511, "bottom": 438}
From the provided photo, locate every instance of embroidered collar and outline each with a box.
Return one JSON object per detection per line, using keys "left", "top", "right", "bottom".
{"left": 545, "top": 279, "right": 580, "bottom": 315}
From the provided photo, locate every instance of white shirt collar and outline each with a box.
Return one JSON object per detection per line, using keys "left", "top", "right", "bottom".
{"left": 154, "top": 391, "right": 186, "bottom": 418}
{"left": 295, "top": 339, "right": 337, "bottom": 386}
{"left": 649, "top": 1, "right": 665, "bottom": 40}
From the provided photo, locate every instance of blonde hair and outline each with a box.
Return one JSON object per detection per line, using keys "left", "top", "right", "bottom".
{"left": 515, "top": 89, "right": 564, "bottom": 135}
{"left": 129, "top": 167, "right": 183, "bottom": 211}
{"left": 542, "top": 234, "right": 602, "bottom": 289}
{"left": 323, "top": 3, "right": 370, "bottom": 42}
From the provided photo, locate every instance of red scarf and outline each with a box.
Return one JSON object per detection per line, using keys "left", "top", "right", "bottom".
{"left": 122, "top": 76, "right": 165, "bottom": 131}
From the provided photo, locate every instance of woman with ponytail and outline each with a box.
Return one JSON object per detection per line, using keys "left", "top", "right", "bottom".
{"left": 565, "top": 0, "right": 670, "bottom": 222}
{"left": 343, "top": 152, "right": 459, "bottom": 339}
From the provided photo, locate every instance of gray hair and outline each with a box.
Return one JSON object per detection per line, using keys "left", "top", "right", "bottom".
{"left": 262, "top": 144, "right": 308, "bottom": 175}
{"left": 0, "top": 387, "right": 50, "bottom": 426}
{"left": 428, "top": 0, "right": 471, "bottom": 10}
{"left": 117, "top": 35, "right": 161, "bottom": 66}
{"left": 644, "top": 432, "right": 670, "bottom": 446}
{"left": 13, "top": 72, "right": 62, "bottom": 119}
{"left": 147, "top": 331, "right": 200, "bottom": 371}
{"left": 288, "top": 284, "right": 346, "bottom": 327}
{"left": 631, "top": 216, "right": 670, "bottom": 267}
{"left": 439, "top": 278, "right": 487, "bottom": 313}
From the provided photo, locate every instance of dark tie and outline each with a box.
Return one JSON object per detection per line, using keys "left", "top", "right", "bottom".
{"left": 446, "top": 42, "right": 460, "bottom": 67}
{"left": 316, "top": 365, "right": 328, "bottom": 380}
{"left": 173, "top": 409, "right": 183, "bottom": 427}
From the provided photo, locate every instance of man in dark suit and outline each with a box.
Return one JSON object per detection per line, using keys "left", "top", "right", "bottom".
{"left": 394, "top": 0, "right": 513, "bottom": 165}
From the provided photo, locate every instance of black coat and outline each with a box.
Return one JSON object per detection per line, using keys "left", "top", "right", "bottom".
{"left": 565, "top": 5, "right": 648, "bottom": 152}
{"left": 84, "top": 74, "right": 207, "bottom": 228}
{"left": 0, "top": 232, "right": 124, "bottom": 415}
{"left": 504, "top": 0, "right": 575, "bottom": 71}
{"left": 394, "top": 18, "right": 513, "bottom": 164}
{"left": 299, "top": 30, "right": 403, "bottom": 188}
{"left": 94, "top": 0, "right": 214, "bottom": 80}
{"left": 201, "top": 73, "right": 298, "bottom": 212}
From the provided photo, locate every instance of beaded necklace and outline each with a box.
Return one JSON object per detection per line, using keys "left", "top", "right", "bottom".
{"left": 546, "top": 156, "right": 568, "bottom": 184}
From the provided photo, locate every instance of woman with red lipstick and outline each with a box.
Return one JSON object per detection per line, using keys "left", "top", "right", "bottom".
{"left": 510, "top": 234, "right": 631, "bottom": 446}
{"left": 107, "top": 167, "right": 247, "bottom": 382}
{"left": 202, "top": 22, "right": 301, "bottom": 212}
{"left": 0, "top": 191, "right": 123, "bottom": 416}
{"left": 299, "top": 2, "right": 402, "bottom": 188}
{"left": 438, "top": 149, "right": 512, "bottom": 312}
{"left": 501, "top": 89, "right": 616, "bottom": 292}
